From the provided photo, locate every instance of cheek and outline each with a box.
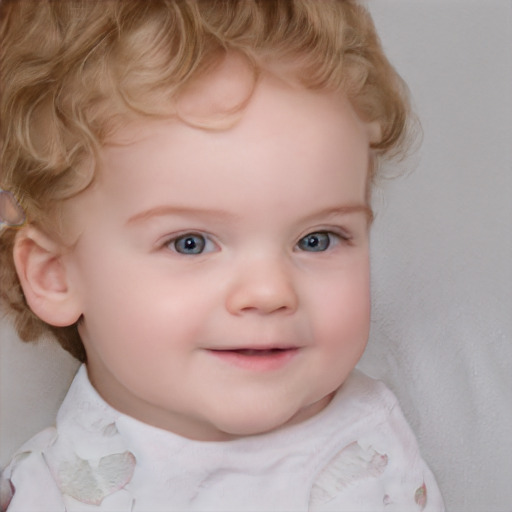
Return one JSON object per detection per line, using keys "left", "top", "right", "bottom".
{"left": 311, "top": 262, "right": 371, "bottom": 343}
{"left": 79, "top": 266, "right": 211, "bottom": 357}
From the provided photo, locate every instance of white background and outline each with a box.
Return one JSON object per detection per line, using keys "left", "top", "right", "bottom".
{"left": 1, "top": 1, "right": 511, "bottom": 511}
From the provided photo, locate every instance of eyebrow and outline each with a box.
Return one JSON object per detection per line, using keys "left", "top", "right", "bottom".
{"left": 126, "top": 205, "right": 239, "bottom": 225}
{"left": 307, "top": 205, "right": 374, "bottom": 224}
{"left": 126, "top": 203, "right": 373, "bottom": 226}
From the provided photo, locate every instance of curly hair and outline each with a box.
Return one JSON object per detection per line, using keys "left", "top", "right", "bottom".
{"left": 0, "top": 0, "right": 413, "bottom": 362}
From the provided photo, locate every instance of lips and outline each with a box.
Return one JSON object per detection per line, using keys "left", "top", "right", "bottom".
{"left": 206, "top": 346, "right": 299, "bottom": 371}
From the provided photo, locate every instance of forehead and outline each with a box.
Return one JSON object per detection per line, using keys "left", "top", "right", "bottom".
{"left": 105, "top": 69, "right": 373, "bottom": 172}
{"left": 65, "top": 73, "right": 373, "bottom": 237}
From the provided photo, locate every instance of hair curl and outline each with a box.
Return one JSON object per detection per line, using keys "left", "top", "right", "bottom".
{"left": 0, "top": 0, "right": 413, "bottom": 362}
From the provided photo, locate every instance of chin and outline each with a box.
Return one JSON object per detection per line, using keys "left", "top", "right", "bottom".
{"left": 201, "top": 404, "right": 291, "bottom": 439}
{"left": 210, "top": 395, "right": 328, "bottom": 439}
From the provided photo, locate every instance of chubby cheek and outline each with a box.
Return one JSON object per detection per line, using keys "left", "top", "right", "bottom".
{"left": 76, "top": 273, "right": 158, "bottom": 361}
{"left": 312, "top": 263, "right": 371, "bottom": 362}
{"left": 79, "top": 272, "right": 210, "bottom": 375}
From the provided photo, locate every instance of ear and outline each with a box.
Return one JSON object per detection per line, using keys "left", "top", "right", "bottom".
{"left": 13, "top": 226, "right": 82, "bottom": 327}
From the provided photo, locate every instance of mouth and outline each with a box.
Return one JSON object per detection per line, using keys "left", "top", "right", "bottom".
{"left": 206, "top": 347, "right": 300, "bottom": 371}
{"left": 221, "top": 348, "right": 294, "bottom": 356}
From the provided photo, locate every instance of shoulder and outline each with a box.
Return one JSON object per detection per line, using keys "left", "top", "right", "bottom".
{"left": 339, "top": 369, "right": 398, "bottom": 406}
{"left": 309, "top": 370, "right": 445, "bottom": 511}
{"left": 1, "top": 427, "right": 66, "bottom": 511}
{"left": 1, "top": 366, "right": 136, "bottom": 511}
{"left": 324, "top": 369, "right": 404, "bottom": 434}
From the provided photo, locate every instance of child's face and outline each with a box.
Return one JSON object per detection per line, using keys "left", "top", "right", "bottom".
{"left": 64, "top": 73, "right": 372, "bottom": 440}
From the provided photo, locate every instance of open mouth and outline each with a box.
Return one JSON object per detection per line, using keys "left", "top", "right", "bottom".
{"left": 223, "top": 348, "right": 294, "bottom": 356}
{"left": 208, "top": 347, "right": 299, "bottom": 371}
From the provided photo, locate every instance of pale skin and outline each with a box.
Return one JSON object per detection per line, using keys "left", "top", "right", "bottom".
{"left": 15, "top": 70, "right": 374, "bottom": 442}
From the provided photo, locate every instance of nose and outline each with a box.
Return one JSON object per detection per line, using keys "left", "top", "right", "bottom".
{"left": 225, "top": 256, "right": 299, "bottom": 315}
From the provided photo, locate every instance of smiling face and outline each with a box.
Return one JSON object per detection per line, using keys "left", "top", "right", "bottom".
{"left": 62, "top": 73, "right": 373, "bottom": 440}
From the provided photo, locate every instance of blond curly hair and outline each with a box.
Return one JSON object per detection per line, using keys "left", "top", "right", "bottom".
{"left": 0, "top": 0, "right": 413, "bottom": 362}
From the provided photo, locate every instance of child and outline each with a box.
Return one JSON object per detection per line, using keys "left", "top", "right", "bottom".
{"left": 0, "top": 0, "right": 445, "bottom": 510}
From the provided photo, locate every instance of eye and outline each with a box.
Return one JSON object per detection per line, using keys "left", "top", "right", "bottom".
{"left": 168, "top": 233, "right": 213, "bottom": 255}
{"left": 297, "top": 231, "right": 333, "bottom": 252}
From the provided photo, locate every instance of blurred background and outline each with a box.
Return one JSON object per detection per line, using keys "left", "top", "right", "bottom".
{"left": 360, "top": 1, "right": 512, "bottom": 510}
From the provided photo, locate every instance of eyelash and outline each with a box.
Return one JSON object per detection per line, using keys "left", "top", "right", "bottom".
{"left": 164, "top": 232, "right": 217, "bottom": 255}
{"left": 295, "top": 230, "right": 352, "bottom": 253}
{"left": 161, "top": 228, "right": 352, "bottom": 256}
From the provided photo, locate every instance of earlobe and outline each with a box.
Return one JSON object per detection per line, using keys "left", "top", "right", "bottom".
{"left": 13, "top": 226, "right": 82, "bottom": 327}
{"left": 366, "top": 120, "right": 382, "bottom": 146}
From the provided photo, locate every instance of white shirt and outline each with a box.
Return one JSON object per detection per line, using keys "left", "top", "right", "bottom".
{"left": 1, "top": 366, "right": 444, "bottom": 511}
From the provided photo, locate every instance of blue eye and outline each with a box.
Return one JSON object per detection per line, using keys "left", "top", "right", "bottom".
{"left": 172, "top": 233, "right": 207, "bottom": 254}
{"left": 297, "top": 232, "right": 332, "bottom": 252}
